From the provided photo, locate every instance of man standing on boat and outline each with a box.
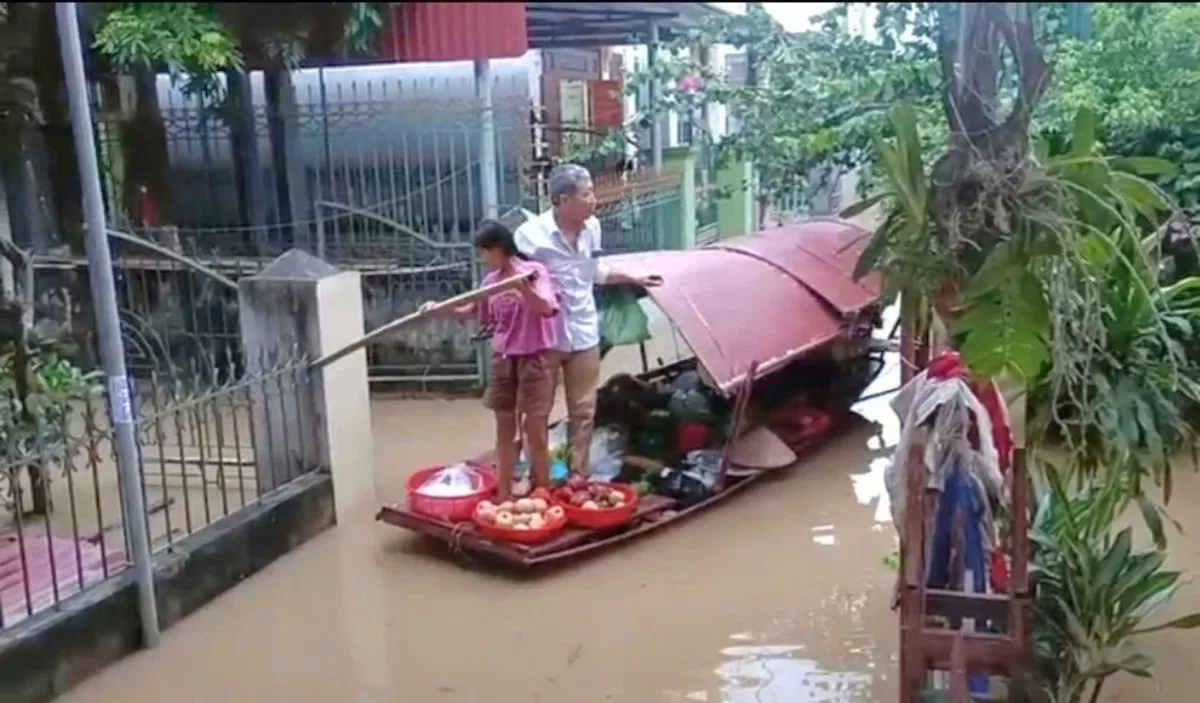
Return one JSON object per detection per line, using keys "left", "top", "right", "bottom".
{"left": 515, "top": 164, "right": 662, "bottom": 477}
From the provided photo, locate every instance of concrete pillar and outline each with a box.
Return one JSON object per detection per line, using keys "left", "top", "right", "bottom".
{"left": 648, "top": 23, "right": 663, "bottom": 170}
{"left": 238, "top": 249, "right": 375, "bottom": 520}
{"left": 679, "top": 147, "right": 697, "bottom": 249}
{"left": 475, "top": 59, "right": 500, "bottom": 220}
{"left": 716, "top": 155, "right": 754, "bottom": 238}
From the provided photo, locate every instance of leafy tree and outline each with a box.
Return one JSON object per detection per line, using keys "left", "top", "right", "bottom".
{"left": 87, "top": 2, "right": 385, "bottom": 228}
{"left": 609, "top": 3, "right": 947, "bottom": 226}
{"left": 1037, "top": 4, "right": 1200, "bottom": 214}
{"left": 92, "top": 2, "right": 386, "bottom": 101}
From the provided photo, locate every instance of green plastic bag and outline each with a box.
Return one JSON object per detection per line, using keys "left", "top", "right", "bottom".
{"left": 599, "top": 287, "right": 651, "bottom": 348}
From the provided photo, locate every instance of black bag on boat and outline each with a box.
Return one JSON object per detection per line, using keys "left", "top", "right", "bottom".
{"left": 655, "top": 467, "right": 712, "bottom": 508}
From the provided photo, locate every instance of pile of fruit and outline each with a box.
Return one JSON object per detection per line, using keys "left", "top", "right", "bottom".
{"left": 474, "top": 488, "right": 564, "bottom": 532}
{"left": 553, "top": 475, "right": 630, "bottom": 511}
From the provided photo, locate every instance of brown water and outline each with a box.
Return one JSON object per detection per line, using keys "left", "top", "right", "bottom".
{"left": 55, "top": 314, "right": 1200, "bottom": 703}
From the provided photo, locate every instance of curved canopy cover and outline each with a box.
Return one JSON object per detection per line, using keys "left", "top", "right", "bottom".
{"left": 603, "top": 218, "right": 882, "bottom": 394}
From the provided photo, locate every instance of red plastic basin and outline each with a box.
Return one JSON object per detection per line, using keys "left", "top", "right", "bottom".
{"left": 554, "top": 483, "right": 640, "bottom": 530}
{"left": 407, "top": 464, "right": 498, "bottom": 522}
{"left": 473, "top": 510, "right": 568, "bottom": 545}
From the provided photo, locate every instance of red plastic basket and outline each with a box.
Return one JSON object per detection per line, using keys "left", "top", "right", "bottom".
{"left": 473, "top": 510, "right": 568, "bottom": 545}
{"left": 554, "top": 483, "right": 640, "bottom": 530}
{"left": 406, "top": 464, "right": 498, "bottom": 522}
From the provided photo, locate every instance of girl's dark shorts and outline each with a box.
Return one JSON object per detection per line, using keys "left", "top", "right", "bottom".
{"left": 485, "top": 350, "right": 558, "bottom": 417}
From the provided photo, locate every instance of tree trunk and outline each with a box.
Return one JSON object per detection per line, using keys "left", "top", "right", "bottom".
{"left": 31, "top": 2, "right": 81, "bottom": 252}
{"left": 120, "top": 68, "right": 173, "bottom": 229}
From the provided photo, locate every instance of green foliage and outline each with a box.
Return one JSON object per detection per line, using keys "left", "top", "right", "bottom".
{"left": 92, "top": 2, "right": 386, "bottom": 101}
{"left": 93, "top": 3, "right": 243, "bottom": 100}
{"left": 0, "top": 347, "right": 101, "bottom": 457}
{"left": 1038, "top": 4, "right": 1200, "bottom": 225}
{"left": 860, "top": 101, "right": 1193, "bottom": 497}
{"left": 1031, "top": 462, "right": 1200, "bottom": 702}
{"left": 1039, "top": 4, "right": 1200, "bottom": 136}
{"left": 608, "top": 3, "right": 947, "bottom": 212}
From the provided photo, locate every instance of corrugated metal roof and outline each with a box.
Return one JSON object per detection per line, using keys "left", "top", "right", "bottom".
{"left": 380, "top": 3, "right": 529, "bottom": 63}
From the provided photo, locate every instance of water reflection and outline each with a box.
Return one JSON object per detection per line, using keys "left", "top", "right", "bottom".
{"left": 812, "top": 524, "right": 838, "bottom": 547}
{"left": 713, "top": 641, "right": 874, "bottom": 702}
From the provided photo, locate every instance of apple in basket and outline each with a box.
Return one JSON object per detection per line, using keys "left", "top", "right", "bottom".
{"left": 555, "top": 481, "right": 628, "bottom": 511}
{"left": 476, "top": 495, "right": 563, "bottom": 530}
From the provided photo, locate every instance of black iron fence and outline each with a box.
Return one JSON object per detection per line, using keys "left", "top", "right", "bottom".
{"left": 0, "top": 348, "right": 311, "bottom": 630}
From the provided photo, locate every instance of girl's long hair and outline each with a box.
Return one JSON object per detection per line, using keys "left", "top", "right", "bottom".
{"left": 473, "top": 219, "right": 530, "bottom": 261}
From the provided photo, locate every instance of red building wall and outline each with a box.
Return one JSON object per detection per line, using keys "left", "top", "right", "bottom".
{"left": 379, "top": 2, "right": 529, "bottom": 63}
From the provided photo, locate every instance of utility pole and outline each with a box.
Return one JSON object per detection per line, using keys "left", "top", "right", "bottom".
{"left": 55, "top": 1, "right": 160, "bottom": 648}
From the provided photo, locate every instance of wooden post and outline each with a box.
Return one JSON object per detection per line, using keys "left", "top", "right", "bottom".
{"left": 900, "top": 440, "right": 929, "bottom": 703}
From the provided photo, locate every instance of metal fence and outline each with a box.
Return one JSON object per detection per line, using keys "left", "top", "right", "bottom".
{"left": 762, "top": 165, "right": 849, "bottom": 228}
{"left": 0, "top": 349, "right": 311, "bottom": 629}
{"left": 96, "top": 73, "right": 536, "bottom": 254}
{"left": 694, "top": 137, "right": 719, "bottom": 238}
{"left": 81, "top": 67, "right": 691, "bottom": 389}
{"left": 594, "top": 170, "right": 686, "bottom": 255}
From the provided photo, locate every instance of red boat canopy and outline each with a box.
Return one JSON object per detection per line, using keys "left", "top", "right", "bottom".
{"left": 715, "top": 219, "right": 882, "bottom": 316}
{"left": 602, "top": 219, "right": 881, "bottom": 394}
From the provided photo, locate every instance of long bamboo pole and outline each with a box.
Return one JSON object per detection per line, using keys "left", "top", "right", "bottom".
{"left": 310, "top": 270, "right": 534, "bottom": 370}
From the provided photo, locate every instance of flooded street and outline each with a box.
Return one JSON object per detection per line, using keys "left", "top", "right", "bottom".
{"left": 55, "top": 310, "right": 1200, "bottom": 703}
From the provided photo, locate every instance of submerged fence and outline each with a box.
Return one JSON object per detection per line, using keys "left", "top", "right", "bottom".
{"left": 0, "top": 350, "right": 311, "bottom": 630}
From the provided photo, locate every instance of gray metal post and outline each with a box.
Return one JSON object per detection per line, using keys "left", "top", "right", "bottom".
{"left": 475, "top": 59, "right": 500, "bottom": 219}
{"left": 55, "top": 2, "right": 160, "bottom": 648}
{"left": 648, "top": 22, "right": 663, "bottom": 170}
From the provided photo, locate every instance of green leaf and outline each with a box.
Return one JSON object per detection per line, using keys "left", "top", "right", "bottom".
{"left": 1112, "top": 156, "right": 1178, "bottom": 177}
{"left": 1096, "top": 528, "right": 1133, "bottom": 585}
{"left": 1136, "top": 496, "right": 1168, "bottom": 550}
{"left": 852, "top": 228, "right": 891, "bottom": 282}
{"left": 1072, "top": 108, "right": 1098, "bottom": 157}
{"left": 1131, "top": 612, "right": 1200, "bottom": 636}
{"left": 839, "top": 193, "right": 886, "bottom": 219}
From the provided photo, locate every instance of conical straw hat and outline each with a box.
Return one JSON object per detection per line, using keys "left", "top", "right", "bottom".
{"left": 728, "top": 426, "right": 796, "bottom": 472}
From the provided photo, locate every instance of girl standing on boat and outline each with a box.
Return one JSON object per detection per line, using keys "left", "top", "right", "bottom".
{"left": 420, "top": 221, "right": 560, "bottom": 500}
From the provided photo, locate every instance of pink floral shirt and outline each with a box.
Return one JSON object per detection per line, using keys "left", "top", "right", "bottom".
{"left": 480, "top": 260, "right": 560, "bottom": 356}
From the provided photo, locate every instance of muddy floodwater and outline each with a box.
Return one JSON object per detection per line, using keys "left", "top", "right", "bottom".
{"left": 58, "top": 310, "right": 1200, "bottom": 703}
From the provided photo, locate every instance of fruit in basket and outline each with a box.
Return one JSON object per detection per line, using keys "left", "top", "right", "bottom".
{"left": 495, "top": 511, "right": 514, "bottom": 527}
{"left": 529, "top": 514, "right": 546, "bottom": 530}
{"left": 515, "top": 498, "right": 535, "bottom": 514}
{"left": 475, "top": 503, "right": 498, "bottom": 524}
{"left": 555, "top": 481, "right": 630, "bottom": 511}
{"left": 531, "top": 497, "right": 548, "bottom": 512}
{"left": 548, "top": 505, "right": 565, "bottom": 520}
{"left": 498, "top": 500, "right": 515, "bottom": 513}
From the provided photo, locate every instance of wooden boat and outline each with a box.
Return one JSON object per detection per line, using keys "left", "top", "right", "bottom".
{"left": 376, "top": 218, "right": 886, "bottom": 567}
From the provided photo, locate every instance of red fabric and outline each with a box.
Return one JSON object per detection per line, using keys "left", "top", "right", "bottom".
{"left": 927, "top": 351, "right": 968, "bottom": 380}
{"left": 974, "top": 380, "right": 1014, "bottom": 474}
{"left": 989, "top": 549, "right": 1010, "bottom": 593}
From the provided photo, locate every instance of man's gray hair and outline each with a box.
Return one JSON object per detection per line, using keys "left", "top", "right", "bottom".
{"left": 548, "top": 163, "right": 593, "bottom": 203}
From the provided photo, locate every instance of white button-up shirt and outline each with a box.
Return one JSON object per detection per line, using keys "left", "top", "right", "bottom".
{"left": 514, "top": 209, "right": 609, "bottom": 352}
